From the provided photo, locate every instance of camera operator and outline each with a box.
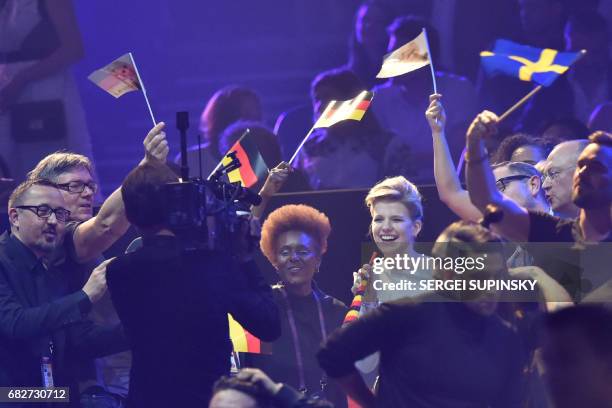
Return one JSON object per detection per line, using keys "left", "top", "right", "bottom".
{"left": 105, "top": 162, "right": 281, "bottom": 408}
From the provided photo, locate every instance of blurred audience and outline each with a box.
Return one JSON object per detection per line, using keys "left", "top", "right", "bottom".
{"left": 176, "top": 85, "right": 263, "bottom": 178}
{"left": 491, "top": 133, "right": 551, "bottom": 165}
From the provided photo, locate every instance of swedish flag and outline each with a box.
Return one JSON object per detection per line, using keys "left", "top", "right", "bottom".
{"left": 480, "top": 39, "right": 582, "bottom": 87}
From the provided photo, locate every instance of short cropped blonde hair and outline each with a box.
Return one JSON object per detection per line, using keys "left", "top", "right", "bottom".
{"left": 365, "top": 176, "right": 423, "bottom": 221}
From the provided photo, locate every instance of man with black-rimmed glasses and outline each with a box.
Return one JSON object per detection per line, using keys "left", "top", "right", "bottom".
{"left": 23, "top": 123, "right": 169, "bottom": 407}
{"left": 0, "top": 179, "right": 128, "bottom": 408}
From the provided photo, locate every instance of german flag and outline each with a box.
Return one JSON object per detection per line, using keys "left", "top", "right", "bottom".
{"left": 228, "top": 314, "right": 271, "bottom": 354}
{"left": 313, "top": 91, "right": 374, "bottom": 129}
{"left": 222, "top": 135, "right": 268, "bottom": 188}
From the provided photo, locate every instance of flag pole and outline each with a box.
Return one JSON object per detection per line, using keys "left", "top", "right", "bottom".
{"left": 288, "top": 99, "right": 337, "bottom": 166}
{"left": 129, "top": 52, "right": 157, "bottom": 126}
{"left": 498, "top": 49, "right": 587, "bottom": 123}
{"left": 288, "top": 127, "right": 316, "bottom": 166}
{"left": 498, "top": 85, "right": 543, "bottom": 123}
{"left": 207, "top": 128, "right": 250, "bottom": 180}
{"left": 423, "top": 28, "right": 438, "bottom": 94}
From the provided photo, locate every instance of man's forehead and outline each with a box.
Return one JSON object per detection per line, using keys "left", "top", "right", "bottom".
{"left": 55, "top": 167, "right": 93, "bottom": 183}
{"left": 23, "top": 185, "right": 65, "bottom": 205}
{"left": 492, "top": 165, "right": 513, "bottom": 179}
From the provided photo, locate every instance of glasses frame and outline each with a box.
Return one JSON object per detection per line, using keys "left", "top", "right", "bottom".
{"left": 15, "top": 205, "right": 71, "bottom": 223}
{"left": 495, "top": 175, "right": 532, "bottom": 192}
{"left": 55, "top": 181, "right": 98, "bottom": 194}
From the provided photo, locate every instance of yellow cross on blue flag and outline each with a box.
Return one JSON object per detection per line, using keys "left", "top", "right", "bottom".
{"left": 480, "top": 39, "right": 581, "bottom": 87}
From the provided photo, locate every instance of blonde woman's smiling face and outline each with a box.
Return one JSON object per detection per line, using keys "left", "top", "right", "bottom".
{"left": 370, "top": 200, "right": 421, "bottom": 257}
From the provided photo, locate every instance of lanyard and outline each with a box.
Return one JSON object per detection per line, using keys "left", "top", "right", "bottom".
{"left": 280, "top": 287, "right": 327, "bottom": 393}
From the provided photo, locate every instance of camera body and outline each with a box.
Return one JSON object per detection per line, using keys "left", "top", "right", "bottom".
{"left": 162, "top": 173, "right": 261, "bottom": 251}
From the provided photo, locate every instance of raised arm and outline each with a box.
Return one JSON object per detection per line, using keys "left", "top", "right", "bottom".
{"left": 426, "top": 94, "right": 482, "bottom": 222}
{"left": 465, "top": 111, "right": 530, "bottom": 242}
{"left": 251, "top": 162, "right": 291, "bottom": 219}
{"left": 73, "top": 123, "right": 169, "bottom": 262}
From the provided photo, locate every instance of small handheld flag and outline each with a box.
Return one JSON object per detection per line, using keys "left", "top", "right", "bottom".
{"left": 313, "top": 90, "right": 374, "bottom": 129}
{"left": 376, "top": 30, "right": 430, "bottom": 79}
{"left": 218, "top": 131, "right": 268, "bottom": 188}
{"left": 228, "top": 314, "right": 271, "bottom": 354}
{"left": 88, "top": 52, "right": 157, "bottom": 125}
{"left": 480, "top": 40, "right": 582, "bottom": 87}
{"left": 480, "top": 40, "right": 585, "bottom": 122}
{"left": 289, "top": 91, "right": 374, "bottom": 165}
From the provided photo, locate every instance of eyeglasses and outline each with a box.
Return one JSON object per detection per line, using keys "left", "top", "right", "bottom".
{"left": 542, "top": 167, "right": 573, "bottom": 182}
{"left": 56, "top": 181, "right": 98, "bottom": 194}
{"left": 495, "top": 175, "right": 531, "bottom": 192}
{"left": 15, "top": 205, "right": 71, "bottom": 223}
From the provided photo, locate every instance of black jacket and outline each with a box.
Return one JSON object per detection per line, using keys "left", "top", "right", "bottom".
{"left": 106, "top": 234, "right": 281, "bottom": 408}
{"left": 0, "top": 231, "right": 127, "bottom": 408}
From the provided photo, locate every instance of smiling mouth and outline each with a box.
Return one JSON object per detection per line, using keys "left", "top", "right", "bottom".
{"left": 379, "top": 235, "right": 398, "bottom": 242}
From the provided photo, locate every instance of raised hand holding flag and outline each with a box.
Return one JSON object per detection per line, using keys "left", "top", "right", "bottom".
{"left": 88, "top": 52, "right": 157, "bottom": 125}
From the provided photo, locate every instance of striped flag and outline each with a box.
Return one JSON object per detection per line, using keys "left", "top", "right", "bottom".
{"left": 228, "top": 314, "right": 271, "bottom": 354}
{"left": 88, "top": 53, "right": 142, "bottom": 98}
{"left": 222, "top": 135, "right": 268, "bottom": 188}
{"left": 313, "top": 91, "right": 374, "bottom": 129}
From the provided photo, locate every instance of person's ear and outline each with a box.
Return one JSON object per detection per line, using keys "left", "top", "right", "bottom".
{"left": 412, "top": 219, "right": 423, "bottom": 238}
{"left": 529, "top": 175, "right": 541, "bottom": 197}
{"left": 8, "top": 208, "right": 19, "bottom": 230}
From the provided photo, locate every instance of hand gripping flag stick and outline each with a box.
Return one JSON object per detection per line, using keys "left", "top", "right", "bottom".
{"left": 343, "top": 251, "right": 379, "bottom": 326}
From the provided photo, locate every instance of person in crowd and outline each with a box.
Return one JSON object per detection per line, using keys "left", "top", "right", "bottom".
{"left": 252, "top": 204, "right": 348, "bottom": 408}
{"left": 210, "top": 368, "right": 333, "bottom": 408}
{"left": 427, "top": 96, "right": 576, "bottom": 313}
{"left": 0, "top": 0, "right": 96, "bottom": 182}
{"left": 539, "top": 116, "right": 591, "bottom": 144}
{"left": 371, "top": 16, "right": 478, "bottom": 184}
{"left": 519, "top": 10, "right": 612, "bottom": 132}
{"left": 519, "top": 0, "right": 568, "bottom": 50}
{"left": 466, "top": 109, "right": 612, "bottom": 300}
{"left": 491, "top": 133, "right": 550, "bottom": 165}
{"left": 541, "top": 305, "right": 612, "bottom": 408}
{"left": 177, "top": 85, "right": 263, "bottom": 178}
{"left": 346, "top": 1, "right": 395, "bottom": 89}
{"left": 106, "top": 162, "right": 280, "bottom": 407}
{"left": 0, "top": 179, "right": 129, "bottom": 408}
{"left": 352, "top": 176, "right": 432, "bottom": 305}
{"left": 426, "top": 94, "right": 550, "bottom": 223}
{"left": 300, "top": 67, "right": 399, "bottom": 189}
{"left": 318, "top": 220, "right": 526, "bottom": 407}
{"left": 541, "top": 139, "right": 589, "bottom": 219}
{"left": 348, "top": 175, "right": 433, "bottom": 388}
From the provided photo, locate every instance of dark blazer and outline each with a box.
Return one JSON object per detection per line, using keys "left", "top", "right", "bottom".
{"left": 0, "top": 231, "right": 127, "bottom": 408}
{"left": 106, "top": 234, "right": 281, "bottom": 408}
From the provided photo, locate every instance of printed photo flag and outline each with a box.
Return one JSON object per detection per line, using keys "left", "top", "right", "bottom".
{"left": 376, "top": 31, "right": 430, "bottom": 78}
{"left": 88, "top": 53, "right": 142, "bottom": 98}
